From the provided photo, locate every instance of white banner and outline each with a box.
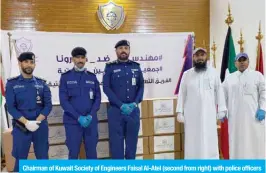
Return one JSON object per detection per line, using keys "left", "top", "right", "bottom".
{"left": 1, "top": 31, "right": 193, "bottom": 104}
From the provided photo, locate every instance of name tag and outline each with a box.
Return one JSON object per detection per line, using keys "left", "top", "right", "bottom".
{"left": 13, "top": 85, "right": 25, "bottom": 89}
{"left": 90, "top": 89, "right": 94, "bottom": 99}
{"left": 132, "top": 78, "right": 136, "bottom": 86}
{"left": 67, "top": 81, "right": 77, "bottom": 84}
{"left": 34, "top": 85, "right": 44, "bottom": 89}
{"left": 86, "top": 81, "right": 95, "bottom": 84}
{"left": 113, "top": 69, "right": 121, "bottom": 73}
{"left": 131, "top": 69, "right": 139, "bottom": 72}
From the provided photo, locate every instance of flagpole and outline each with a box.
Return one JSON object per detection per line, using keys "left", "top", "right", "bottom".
{"left": 220, "top": 2, "right": 235, "bottom": 160}
{"left": 7, "top": 32, "right": 12, "bottom": 60}
{"left": 256, "top": 21, "right": 263, "bottom": 69}
{"left": 211, "top": 40, "right": 217, "bottom": 68}
{"left": 238, "top": 29, "right": 244, "bottom": 53}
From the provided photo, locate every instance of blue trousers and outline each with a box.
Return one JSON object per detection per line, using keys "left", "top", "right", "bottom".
{"left": 64, "top": 117, "right": 98, "bottom": 159}
{"left": 12, "top": 121, "right": 49, "bottom": 172}
{"left": 108, "top": 106, "right": 140, "bottom": 159}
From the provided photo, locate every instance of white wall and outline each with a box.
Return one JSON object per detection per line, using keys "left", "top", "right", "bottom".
{"left": 210, "top": 0, "right": 265, "bottom": 73}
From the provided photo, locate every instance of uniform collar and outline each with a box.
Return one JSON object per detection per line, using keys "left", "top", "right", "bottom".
{"left": 117, "top": 59, "right": 133, "bottom": 64}
{"left": 18, "top": 74, "right": 36, "bottom": 82}
{"left": 72, "top": 68, "right": 87, "bottom": 74}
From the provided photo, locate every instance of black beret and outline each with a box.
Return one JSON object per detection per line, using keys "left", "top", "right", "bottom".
{"left": 71, "top": 47, "right": 87, "bottom": 57}
{"left": 115, "top": 40, "right": 130, "bottom": 48}
{"left": 18, "top": 52, "right": 35, "bottom": 62}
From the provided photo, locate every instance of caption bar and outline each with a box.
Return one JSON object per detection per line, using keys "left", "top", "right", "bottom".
{"left": 20, "top": 160, "right": 265, "bottom": 173}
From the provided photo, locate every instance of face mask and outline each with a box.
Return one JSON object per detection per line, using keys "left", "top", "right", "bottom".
{"left": 74, "top": 65, "right": 86, "bottom": 71}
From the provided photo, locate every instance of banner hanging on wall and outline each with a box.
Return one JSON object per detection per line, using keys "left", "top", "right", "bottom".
{"left": 1, "top": 31, "right": 193, "bottom": 104}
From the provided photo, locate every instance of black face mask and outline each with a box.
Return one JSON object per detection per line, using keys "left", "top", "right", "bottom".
{"left": 193, "top": 60, "right": 207, "bottom": 72}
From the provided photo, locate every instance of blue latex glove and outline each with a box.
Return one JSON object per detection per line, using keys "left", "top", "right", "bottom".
{"left": 121, "top": 104, "right": 132, "bottom": 115}
{"left": 256, "top": 109, "right": 265, "bottom": 121}
{"left": 86, "top": 114, "right": 92, "bottom": 126}
{"left": 128, "top": 102, "right": 137, "bottom": 111}
{"left": 78, "top": 116, "right": 90, "bottom": 128}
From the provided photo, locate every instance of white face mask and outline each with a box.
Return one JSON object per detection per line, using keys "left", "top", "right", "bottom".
{"left": 74, "top": 65, "right": 86, "bottom": 71}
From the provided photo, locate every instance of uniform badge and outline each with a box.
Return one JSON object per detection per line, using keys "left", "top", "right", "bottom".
{"left": 36, "top": 90, "right": 42, "bottom": 104}
{"left": 89, "top": 89, "right": 94, "bottom": 99}
{"left": 36, "top": 95, "right": 42, "bottom": 104}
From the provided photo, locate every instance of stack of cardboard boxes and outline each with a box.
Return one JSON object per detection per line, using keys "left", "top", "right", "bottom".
{"left": 2, "top": 99, "right": 186, "bottom": 171}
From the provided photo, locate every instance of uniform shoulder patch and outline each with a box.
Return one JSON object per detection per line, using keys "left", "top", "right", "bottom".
{"left": 106, "top": 60, "right": 117, "bottom": 65}
{"left": 86, "top": 71, "right": 96, "bottom": 76}
{"left": 130, "top": 60, "right": 140, "bottom": 65}
{"left": 35, "top": 76, "right": 47, "bottom": 82}
{"left": 7, "top": 76, "right": 19, "bottom": 81}
{"left": 61, "top": 69, "right": 71, "bottom": 75}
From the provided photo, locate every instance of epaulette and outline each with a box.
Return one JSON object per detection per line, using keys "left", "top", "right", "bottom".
{"left": 61, "top": 69, "right": 71, "bottom": 75}
{"left": 7, "top": 76, "right": 19, "bottom": 81}
{"left": 86, "top": 71, "right": 96, "bottom": 76}
{"left": 35, "top": 76, "right": 47, "bottom": 82}
{"left": 106, "top": 60, "right": 118, "bottom": 65}
{"left": 129, "top": 60, "right": 140, "bottom": 65}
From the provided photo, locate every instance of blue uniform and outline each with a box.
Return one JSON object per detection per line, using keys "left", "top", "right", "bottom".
{"left": 59, "top": 68, "right": 101, "bottom": 159}
{"left": 103, "top": 60, "right": 144, "bottom": 159}
{"left": 5, "top": 75, "right": 52, "bottom": 172}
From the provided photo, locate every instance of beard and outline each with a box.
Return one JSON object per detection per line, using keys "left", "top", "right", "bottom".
{"left": 193, "top": 60, "right": 207, "bottom": 72}
{"left": 21, "top": 67, "right": 33, "bottom": 75}
{"left": 118, "top": 52, "right": 129, "bottom": 61}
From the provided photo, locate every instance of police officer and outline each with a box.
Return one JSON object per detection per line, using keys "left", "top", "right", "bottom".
{"left": 5, "top": 52, "right": 52, "bottom": 172}
{"left": 103, "top": 40, "right": 144, "bottom": 159}
{"left": 59, "top": 47, "right": 101, "bottom": 159}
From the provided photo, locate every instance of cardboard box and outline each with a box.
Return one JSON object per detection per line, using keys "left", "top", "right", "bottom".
{"left": 80, "top": 140, "right": 110, "bottom": 159}
{"left": 140, "top": 101, "right": 149, "bottom": 119}
{"left": 4, "top": 152, "right": 36, "bottom": 172}
{"left": 135, "top": 155, "right": 152, "bottom": 160}
{"left": 47, "top": 105, "right": 63, "bottom": 124}
{"left": 2, "top": 128, "right": 34, "bottom": 154}
{"left": 182, "top": 133, "right": 184, "bottom": 151}
{"left": 97, "top": 103, "right": 108, "bottom": 121}
{"left": 49, "top": 125, "right": 66, "bottom": 144}
{"left": 147, "top": 152, "right": 181, "bottom": 159}
{"left": 98, "top": 122, "right": 109, "bottom": 140}
{"left": 138, "top": 119, "right": 152, "bottom": 137}
{"left": 136, "top": 137, "right": 149, "bottom": 155}
{"left": 2, "top": 128, "right": 36, "bottom": 171}
{"left": 97, "top": 140, "right": 110, "bottom": 158}
{"left": 149, "top": 116, "right": 181, "bottom": 135}
{"left": 123, "top": 137, "right": 149, "bottom": 155}
{"left": 148, "top": 99, "right": 177, "bottom": 117}
{"left": 149, "top": 134, "right": 181, "bottom": 153}
{"left": 181, "top": 150, "right": 184, "bottom": 159}
{"left": 49, "top": 145, "right": 68, "bottom": 159}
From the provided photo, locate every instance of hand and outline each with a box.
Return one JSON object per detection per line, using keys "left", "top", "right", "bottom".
{"left": 120, "top": 104, "right": 132, "bottom": 115}
{"left": 256, "top": 109, "right": 265, "bottom": 121}
{"left": 177, "top": 113, "right": 184, "bottom": 123}
{"left": 217, "top": 111, "right": 227, "bottom": 122}
{"left": 78, "top": 116, "right": 90, "bottom": 128}
{"left": 36, "top": 114, "right": 46, "bottom": 121}
{"left": 86, "top": 114, "right": 93, "bottom": 126}
{"left": 25, "top": 121, "right": 41, "bottom": 132}
{"left": 128, "top": 102, "right": 137, "bottom": 111}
